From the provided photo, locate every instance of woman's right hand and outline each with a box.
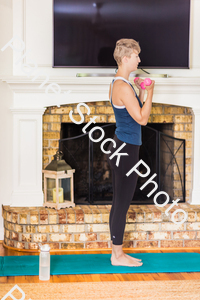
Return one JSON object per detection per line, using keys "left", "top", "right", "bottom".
{"left": 145, "top": 80, "right": 155, "bottom": 93}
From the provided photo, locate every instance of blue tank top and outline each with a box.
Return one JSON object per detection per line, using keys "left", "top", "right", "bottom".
{"left": 110, "top": 76, "right": 143, "bottom": 146}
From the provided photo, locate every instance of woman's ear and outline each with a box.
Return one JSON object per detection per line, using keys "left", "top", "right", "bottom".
{"left": 122, "top": 56, "right": 128, "bottom": 64}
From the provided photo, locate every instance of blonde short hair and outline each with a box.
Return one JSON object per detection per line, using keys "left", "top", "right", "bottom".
{"left": 113, "top": 38, "right": 141, "bottom": 66}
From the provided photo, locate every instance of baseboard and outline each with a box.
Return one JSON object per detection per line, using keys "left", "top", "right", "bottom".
{"left": 2, "top": 242, "right": 200, "bottom": 254}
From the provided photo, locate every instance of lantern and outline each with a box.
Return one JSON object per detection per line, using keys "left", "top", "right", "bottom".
{"left": 42, "top": 151, "right": 75, "bottom": 209}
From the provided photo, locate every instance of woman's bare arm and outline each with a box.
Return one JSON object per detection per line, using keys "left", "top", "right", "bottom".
{"left": 120, "top": 81, "right": 155, "bottom": 125}
{"left": 134, "top": 78, "right": 147, "bottom": 105}
{"left": 138, "top": 89, "right": 145, "bottom": 104}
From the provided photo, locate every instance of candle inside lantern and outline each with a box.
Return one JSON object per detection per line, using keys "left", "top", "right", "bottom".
{"left": 53, "top": 187, "right": 64, "bottom": 203}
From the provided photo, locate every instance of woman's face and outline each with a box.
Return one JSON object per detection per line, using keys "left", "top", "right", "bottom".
{"left": 128, "top": 50, "right": 141, "bottom": 70}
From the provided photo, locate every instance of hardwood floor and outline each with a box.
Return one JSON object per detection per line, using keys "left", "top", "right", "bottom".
{"left": 1, "top": 242, "right": 200, "bottom": 283}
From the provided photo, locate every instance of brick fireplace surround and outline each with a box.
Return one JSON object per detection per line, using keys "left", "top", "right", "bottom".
{"left": 3, "top": 101, "right": 200, "bottom": 252}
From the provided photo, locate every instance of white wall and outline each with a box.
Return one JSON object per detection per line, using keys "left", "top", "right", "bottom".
{"left": 0, "top": 0, "right": 13, "bottom": 75}
{"left": 0, "top": 0, "right": 13, "bottom": 240}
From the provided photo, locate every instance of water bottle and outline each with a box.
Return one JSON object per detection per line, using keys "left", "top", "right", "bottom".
{"left": 39, "top": 243, "right": 51, "bottom": 281}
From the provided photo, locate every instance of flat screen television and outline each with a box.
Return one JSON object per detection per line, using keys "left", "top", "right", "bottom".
{"left": 53, "top": 0, "right": 191, "bottom": 69}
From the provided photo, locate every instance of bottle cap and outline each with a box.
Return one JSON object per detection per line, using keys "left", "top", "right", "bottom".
{"left": 38, "top": 243, "right": 51, "bottom": 252}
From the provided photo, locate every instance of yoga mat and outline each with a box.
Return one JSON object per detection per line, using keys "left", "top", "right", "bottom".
{"left": 1, "top": 252, "right": 200, "bottom": 276}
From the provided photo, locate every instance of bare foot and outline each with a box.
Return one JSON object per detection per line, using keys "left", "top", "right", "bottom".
{"left": 110, "top": 254, "right": 142, "bottom": 263}
{"left": 111, "top": 252, "right": 143, "bottom": 267}
{"left": 110, "top": 242, "right": 142, "bottom": 262}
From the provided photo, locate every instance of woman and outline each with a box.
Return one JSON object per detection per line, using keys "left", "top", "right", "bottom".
{"left": 107, "top": 38, "right": 155, "bottom": 267}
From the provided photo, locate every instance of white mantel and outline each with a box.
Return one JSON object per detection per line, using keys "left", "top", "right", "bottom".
{"left": 2, "top": 76, "right": 200, "bottom": 108}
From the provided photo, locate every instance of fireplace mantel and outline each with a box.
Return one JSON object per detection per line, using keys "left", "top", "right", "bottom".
{"left": 1, "top": 75, "right": 200, "bottom": 207}
{"left": 1, "top": 76, "right": 200, "bottom": 108}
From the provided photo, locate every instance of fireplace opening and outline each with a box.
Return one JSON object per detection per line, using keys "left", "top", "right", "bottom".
{"left": 59, "top": 122, "right": 185, "bottom": 205}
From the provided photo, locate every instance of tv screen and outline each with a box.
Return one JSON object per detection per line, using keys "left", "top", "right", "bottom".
{"left": 53, "top": 0, "right": 191, "bottom": 69}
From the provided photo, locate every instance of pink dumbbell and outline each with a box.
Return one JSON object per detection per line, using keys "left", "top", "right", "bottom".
{"left": 134, "top": 77, "right": 152, "bottom": 90}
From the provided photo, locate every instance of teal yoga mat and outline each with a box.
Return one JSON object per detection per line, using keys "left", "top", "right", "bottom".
{"left": 1, "top": 252, "right": 200, "bottom": 276}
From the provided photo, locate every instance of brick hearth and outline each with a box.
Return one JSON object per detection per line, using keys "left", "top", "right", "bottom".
{"left": 2, "top": 203, "right": 200, "bottom": 251}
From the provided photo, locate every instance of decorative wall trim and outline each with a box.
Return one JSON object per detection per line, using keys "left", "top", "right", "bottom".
{"left": 10, "top": 108, "right": 46, "bottom": 114}
{"left": 1, "top": 76, "right": 200, "bottom": 107}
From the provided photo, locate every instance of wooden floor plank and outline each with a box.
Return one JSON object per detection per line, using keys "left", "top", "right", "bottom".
{"left": 0, "top": 277, "right": 7, "bottom": 283}
{"left": 112, "top": 273, "right": 125, "bottom": 281}
{"left": 115, "top": 273, "right": 131, "bottom": 281}
{"left": 90, "top": 274, "right": 102, "bottom": 282}
{"left": 149, "top": 273, "right": 161, "bottom": 281}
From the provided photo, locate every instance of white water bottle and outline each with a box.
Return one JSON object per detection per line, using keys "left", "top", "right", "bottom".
{"left": 39, "top": 243, "right": 51, "bottom": 281}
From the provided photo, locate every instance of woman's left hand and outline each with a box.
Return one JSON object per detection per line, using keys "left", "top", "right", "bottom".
{"left": 134, "top": 78, "right": 145, "bottom": 92}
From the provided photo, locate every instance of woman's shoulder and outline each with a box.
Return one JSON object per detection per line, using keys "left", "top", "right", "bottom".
{"left": 113, "top": 79, "right": 132, "bottom": 91}
{"left": 109, "top": 79, "right": 128, "bottom": 95}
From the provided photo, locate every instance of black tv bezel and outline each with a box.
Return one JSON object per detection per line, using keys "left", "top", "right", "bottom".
{"left": 52, "top": 0, "right": 191, "bottom": 69}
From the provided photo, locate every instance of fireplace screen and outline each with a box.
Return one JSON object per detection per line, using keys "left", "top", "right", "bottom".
{"left": 59, "top": 123, "right": 185, "bottom": 205}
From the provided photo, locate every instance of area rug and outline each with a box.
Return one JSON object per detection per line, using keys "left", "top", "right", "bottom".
{"left": 1, "top": 252, "right": 200, "bottom": 276}
{"left": 1, "top": 280, "right": 200, "bottom": 300}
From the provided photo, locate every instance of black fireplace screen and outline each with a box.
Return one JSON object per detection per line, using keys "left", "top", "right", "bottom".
{"left": 59, "top": 123, "right": 185, "bottom": 205}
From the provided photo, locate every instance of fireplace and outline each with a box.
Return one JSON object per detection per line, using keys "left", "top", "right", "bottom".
{"left": 43, "top": 102, "right": 190, "bottom": 205}
{"left": 1, "top": 78, "right": 198, "bottom": 250}
{"left": 58, "top": 122, "right": 185, "bottom": 205}
{"left": 2, "top": 99, "right": 192, "bottom": 250}
{"left": 2, "top": 75, "right": 199, "bottom": 215}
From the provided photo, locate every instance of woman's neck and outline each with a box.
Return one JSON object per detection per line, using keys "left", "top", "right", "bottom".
{"left": 115, "top": 69, "right": 131, "bottom": 81}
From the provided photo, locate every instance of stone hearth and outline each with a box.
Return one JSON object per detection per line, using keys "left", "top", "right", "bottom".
{"left": 3, "top": 203, "right": 200, "bottom": 251}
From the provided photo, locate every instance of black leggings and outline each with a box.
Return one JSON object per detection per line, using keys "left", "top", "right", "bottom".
{"left": 106, "top": 134, "right": 140, "bottom": 245}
